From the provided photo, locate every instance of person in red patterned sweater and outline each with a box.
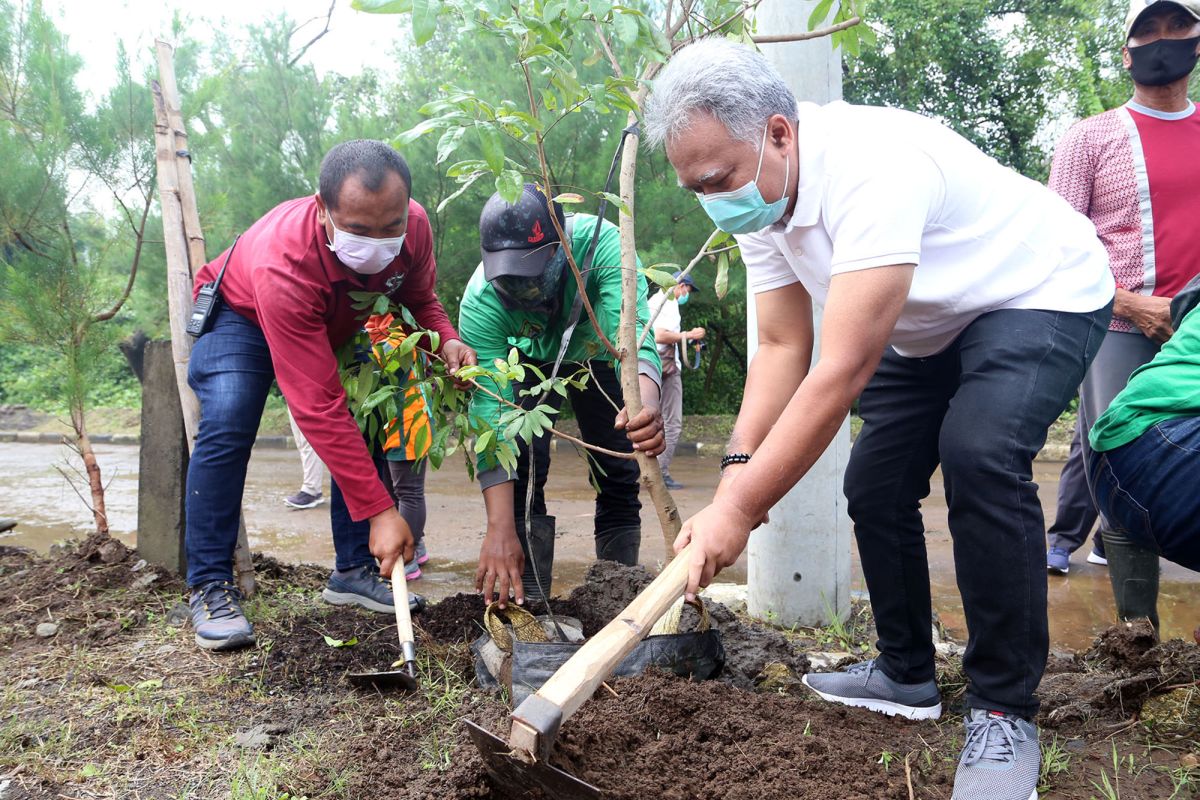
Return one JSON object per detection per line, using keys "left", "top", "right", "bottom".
{"left": 185, "top": 140, "right": 475, "bottom": 651}
{"left": 1044, "top": 1, "right": 1200, "bottom": 609}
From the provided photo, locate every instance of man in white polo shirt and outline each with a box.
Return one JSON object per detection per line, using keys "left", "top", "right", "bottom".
{"left": 644, "top": 39, "right": 1114, "bottom": 800}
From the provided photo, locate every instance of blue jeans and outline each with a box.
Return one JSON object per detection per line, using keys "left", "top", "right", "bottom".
{"left": 1089, "top": 416, "right": 1200, "bottom": 572}
{"left": 185, "top": 306, "right": 375, "bottom": 587}
{"left": 844, "top": 305, "right": 1110, "bottom": 718}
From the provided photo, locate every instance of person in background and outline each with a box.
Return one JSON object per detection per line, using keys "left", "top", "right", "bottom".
{"left": 185, "top": 140, "right": 473, "bottom": 651}
{"left": 459, "top": 184, "right": 663, "bottom": 609}
{"left": 1045, "top": 0, "right": 1200, "bottom": 576}
{"left": 649, "top": 271, "right": 705, "bottom": 489}
{"left": 284, "top": 404, "right": 327, "bottom": 509}
{"left": 1088, "top": 275, "right": 1200, "bottom": 631}
{"left": 644, "top": 38, "right": 1113, "bottom": 800}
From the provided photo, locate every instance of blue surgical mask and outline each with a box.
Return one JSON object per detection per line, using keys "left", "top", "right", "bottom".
{"left": 697, "top": 123, "right": 790, "bottom": 235}
{"left": 676, "top": 291, "right": 690, "bottom": 306}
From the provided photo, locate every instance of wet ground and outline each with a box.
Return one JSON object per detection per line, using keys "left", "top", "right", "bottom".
{"left": 1, "top": 440, "right": 1196, "bottom": 648}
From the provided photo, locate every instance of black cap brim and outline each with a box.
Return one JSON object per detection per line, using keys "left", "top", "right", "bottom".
{"left": 482, "top": 242, "right": 557, "bottom": 281}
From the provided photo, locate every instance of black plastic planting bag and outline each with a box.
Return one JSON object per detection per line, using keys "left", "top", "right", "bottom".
{"left": 506, "top": 629, "right": 725, "bottom": 705}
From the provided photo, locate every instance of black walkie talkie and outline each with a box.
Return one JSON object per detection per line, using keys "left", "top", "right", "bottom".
{"left": 187, "top": 234, "right": 241, "bottom": 338}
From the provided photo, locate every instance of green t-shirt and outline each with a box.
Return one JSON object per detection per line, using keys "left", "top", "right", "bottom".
{"left": 457, "top": 213, "right": 661, "bottom": 480}
{"left": 1090, "top": 306, "right": 1200, "bottom": 452}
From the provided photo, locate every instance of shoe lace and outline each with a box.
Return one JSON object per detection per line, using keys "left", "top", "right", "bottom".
{"left": 845, "top": 659, "right": 877, "bottom": 678}
{"left": 199, "top": 581, "right": 244, "bottom": 621}
{"left": 961, "top": 713, "right": 1028, "bottom": 767}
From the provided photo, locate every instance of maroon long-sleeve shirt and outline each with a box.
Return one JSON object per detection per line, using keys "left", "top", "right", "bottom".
{"left": 194, "top": 195, "right": 459, "bottom": 521}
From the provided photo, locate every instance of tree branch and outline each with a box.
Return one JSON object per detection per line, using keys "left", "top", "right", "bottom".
{"left": 92, "top": 188, "right": 152, "bottom": 324}
{"left": 752, "top": 16, "right": 862, "bottom": 44}
{"left": 287, "top": 0, "right": 337, "bottom": 68}
{"left": 636, "top": 227, "right": 721, "bottom": 351}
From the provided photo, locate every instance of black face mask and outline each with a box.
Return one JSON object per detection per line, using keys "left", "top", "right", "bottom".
{"left": 1128, "top": 35, "right": 1200, "bottom": 86}
{"left": 491, "top": 247, "right": 567, "bottom": 317}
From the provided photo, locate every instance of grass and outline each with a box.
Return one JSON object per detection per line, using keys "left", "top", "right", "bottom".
{"left": 1038, "top": 734, "right": 1073, "bottom": 793}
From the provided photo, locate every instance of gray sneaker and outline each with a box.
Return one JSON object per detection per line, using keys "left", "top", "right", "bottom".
{"left": 321, "top": 564, "right": 426, "bottom": 615}
{"left": 189, "top": 581, "right": 255, "bottom": 651}
{"left": 952, "top": 709, "right": 1039, "bottom": 800}
{"left": 801, "top": 659, "right": 942, "bottom": 720}
{"left": 284, "top": 490, "right": 323, "bottom": 509}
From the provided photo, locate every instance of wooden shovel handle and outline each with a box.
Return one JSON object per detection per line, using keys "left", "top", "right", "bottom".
{"left": 391, "top": 566, "right": 415, "bottom": 651}
{"left": 509, "top": 542, "right": 694, "bottom": 752}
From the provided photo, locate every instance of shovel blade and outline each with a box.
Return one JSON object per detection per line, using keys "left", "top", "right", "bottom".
{"left": 347, "top": 669, "right": 418, "bottom": 692}
{"left": 464, "top": 719, "right": 601, "bottom": 800}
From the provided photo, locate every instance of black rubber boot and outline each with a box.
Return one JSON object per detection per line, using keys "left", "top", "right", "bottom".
{"left": 595, "top": 526, "right": 641, "bottom": 566}
{"left": 519, "top": 514, "right": 556, "bottom": 604}
{"left": 1102, "top": 529, "right": 1161, "bottom": 633}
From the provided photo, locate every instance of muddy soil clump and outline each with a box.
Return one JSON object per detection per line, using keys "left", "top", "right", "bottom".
{"left": 418, "top": 591, "right": 491, "bottom": 643}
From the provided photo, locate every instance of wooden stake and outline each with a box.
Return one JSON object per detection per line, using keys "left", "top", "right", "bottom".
{"left": 152, "top": 40, "right": 255, "bottom": 597}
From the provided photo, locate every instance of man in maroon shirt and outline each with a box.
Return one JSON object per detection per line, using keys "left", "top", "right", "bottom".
{"left": 186, "top": 140, "right": 475, "bottom": 651}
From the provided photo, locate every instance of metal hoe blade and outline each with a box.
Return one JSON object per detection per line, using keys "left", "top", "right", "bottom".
{"left": 464, "top": 719, "right": 601, "bottom": 800}
{"left": 347, "top": 663, "right": 418, "bottom": 692}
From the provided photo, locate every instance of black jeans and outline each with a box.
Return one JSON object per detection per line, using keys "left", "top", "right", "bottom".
{"left": 844, "top": 305, "right": 1110, "bottom": 718}
{"left": 512, "top": 360, "right": 641, "bottom": 537}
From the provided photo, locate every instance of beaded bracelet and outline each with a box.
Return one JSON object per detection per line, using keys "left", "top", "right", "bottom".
{"left": 719, "top": 452, "right": 752, "bottom": 472}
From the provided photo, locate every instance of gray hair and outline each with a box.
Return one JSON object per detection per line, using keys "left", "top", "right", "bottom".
{"left": 643, "top": 38, "right": 798, "bottom": 151}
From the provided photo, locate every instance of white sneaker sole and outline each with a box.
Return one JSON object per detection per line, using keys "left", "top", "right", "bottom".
{"left": 321, "top": 588, "right": 393, "bottom": 614}
{"left": 1086, "top": 552, "right": 1108, "bottom": 566}
{"left": 194, "top": 631, "right": 255, "bottom": 651}
{"left": 801, "top": 675, "right": 943, "bottom": 720}
{"left": 283, "top": 498, "right": 324, "bottom": 509}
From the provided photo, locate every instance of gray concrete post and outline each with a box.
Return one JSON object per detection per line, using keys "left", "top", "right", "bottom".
{"left": 137, "top": 340, "right": 188, "bottom": 575}
{"left": 745, "top": 0, "right": 852, "bottom": 627}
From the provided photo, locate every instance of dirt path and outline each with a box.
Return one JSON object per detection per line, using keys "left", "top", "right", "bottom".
{"left": 0, "top": 536, "right": 1196, "bottom": 799}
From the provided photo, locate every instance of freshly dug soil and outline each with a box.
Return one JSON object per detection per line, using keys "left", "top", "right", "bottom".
{"left": 2, "top": 535, "right": 1195, "bottom": 800}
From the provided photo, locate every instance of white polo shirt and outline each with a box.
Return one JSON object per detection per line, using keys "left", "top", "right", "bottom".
{"left": 648, "top": 290, "right": 682, "bottom": 368}
{"left": 737, "top": 102, "right": 1115, "bottom": 358}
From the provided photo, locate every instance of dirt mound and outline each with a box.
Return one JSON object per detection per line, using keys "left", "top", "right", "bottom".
{"left": 555, "top": 560, "right": 655, "bottom": 635}
{"left": 1087, "top": 618, "right": 1160, "bottom": 671}
{"left": 419, "top": 591, "right": 490, "bottom": 643}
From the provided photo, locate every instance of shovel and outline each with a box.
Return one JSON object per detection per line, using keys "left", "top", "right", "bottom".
{"left": 465, "top": 542, "right": 695, "bottom": 799}
{"left": 347, "top": 566, "right": 419, "bottom": 692}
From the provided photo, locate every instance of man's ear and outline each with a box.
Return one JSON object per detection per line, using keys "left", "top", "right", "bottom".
{"left": 314, "top": 192, "right": 328, "bottom": 225}
{"left": 1121, "top": 45, "right": 1132, "bottom": 70}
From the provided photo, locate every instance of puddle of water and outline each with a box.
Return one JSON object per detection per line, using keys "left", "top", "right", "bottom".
{"left": 1, "top": 440, "right": 1194, "bottom": 647}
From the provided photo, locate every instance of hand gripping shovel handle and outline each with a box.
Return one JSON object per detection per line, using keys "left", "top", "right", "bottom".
{"left": 392, "top": 564, "right": 417, "bottom": 674}
{"left": 508, "top": 542, "right": 695, "bottom": 758}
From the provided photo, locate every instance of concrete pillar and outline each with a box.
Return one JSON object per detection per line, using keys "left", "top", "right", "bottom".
{"left": 137, "top": 340, "right": 188, "bottom": 575}
{"left": 745, "top": 0, "right": 852, "bottom": 627}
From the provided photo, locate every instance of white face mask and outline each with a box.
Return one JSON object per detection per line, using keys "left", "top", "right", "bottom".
{"left": 325, "top": 220, "right": 405, "bottom": 275}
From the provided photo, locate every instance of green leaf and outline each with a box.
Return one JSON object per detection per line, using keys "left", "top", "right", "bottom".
{"left": 589, "top": 0, "right": 613, "bottom": 18}
{"left": 597, "top": 191, "right": 631, "bottom": 216}
{"left": 642, "top": 267, "right": 676, "bottom": 290}
{"left": 496, "top": 169, "right": 524, "bottom": 205}
{"left": 436, "top": 126, "right": 466, "bottom": 165}
{"left": 809, "top": 0, "right": 835, "bottom": 29}
{"left": 373, "top": 294, "right": 391, "bottom": 315}
{"left": 396, "top": 116, "right": 443, "bottom": 145}
{"left": 715, "top": 252, "right": 730, "bottom": 299}
{"left": 411, "top": 0, "right": 437, "bottom": 45}
{"left": 612, "top": 10, "right": 638, "bottom": 45}
{"left": 351, "top": 0, "right": 412, "bottom": 13}
{"left": 475, "top": 123, "right": 505, "bottom": 174}
{"left": 322, "top": 635, "right": 359, "bottom": 648}
{"left": 474, "top": 429, "right": 495, "bottom": 454}
{"left": 553, "top": 192, "right": 585, "bottom": 204}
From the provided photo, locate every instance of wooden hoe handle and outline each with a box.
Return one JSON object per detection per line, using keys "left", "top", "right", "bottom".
{"left": 508, "top": 542, "right": 694, "bottom": 756}
{"left": 392, "top": 566, "right": 416, "bottom": 666}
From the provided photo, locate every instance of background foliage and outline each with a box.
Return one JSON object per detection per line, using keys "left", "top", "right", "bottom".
{"left": 0, "top": 0, "right": 1155, "bottom": 418}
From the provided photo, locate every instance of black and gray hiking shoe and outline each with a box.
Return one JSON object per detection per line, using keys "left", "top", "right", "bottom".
{"left": 952, "top": 709, "right": 1039, "bottom": 800}
{"left": 801, "top": 659, "right": 942, "bottom": 720}
{"left": 189, "top": 580, "right": 255, "bottom": 651}
{"left": 321, "top": 564, "right": 425, "bottom": 615}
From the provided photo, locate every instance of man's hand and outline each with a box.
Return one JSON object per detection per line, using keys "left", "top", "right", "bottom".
{"left": 441, "top": 338, "right": 478, "bottom": 387}
{"left": 475, "top": 524, "right": 525, "bottom": 609}
{"left": 369, "top": 507, "right": 414, "bottom": 579}
{"left": 673, "top": 500, "right": 756, "bottom": 599}
{"left": 1117, "top": 291, "right": 1174, "bottom": 343}
{"left": 615, "top": 405, "right": 665, "bottom": 456}
{"left": 686, "top": 326, "right": 706, "bottom": 341}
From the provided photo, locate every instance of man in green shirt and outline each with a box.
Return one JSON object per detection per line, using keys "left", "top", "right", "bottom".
{"left": 459, "top": 184, "right": 664, "bottom": 608}
{"left": 1089, "top": 277, "right": 1200, "bottom": 631}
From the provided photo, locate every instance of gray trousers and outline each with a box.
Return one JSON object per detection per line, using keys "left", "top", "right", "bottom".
{"left": 386, "top": 459, "right": 427, "bottom": 545}
{"left": 1052, "top": 330, "right": 1159, "bottom": 550}
{"left": 658, "top": 354, "right": 683, "bottom": 473}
